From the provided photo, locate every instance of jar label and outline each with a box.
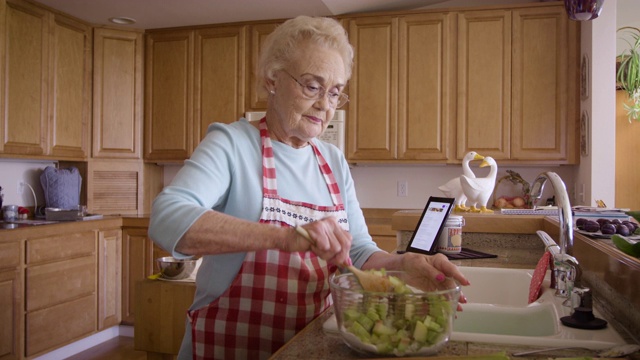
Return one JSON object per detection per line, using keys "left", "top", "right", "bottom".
{"left": 438, "top": 226, "right": 463, "bottom": 254}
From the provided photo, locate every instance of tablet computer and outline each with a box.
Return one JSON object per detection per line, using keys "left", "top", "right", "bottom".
{"left": 405, "top": 196, "right": 455, "bottom": 255}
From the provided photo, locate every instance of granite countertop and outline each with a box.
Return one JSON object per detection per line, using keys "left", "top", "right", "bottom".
{"left": 269, "top": 306, "right": 639, "bottom": 360}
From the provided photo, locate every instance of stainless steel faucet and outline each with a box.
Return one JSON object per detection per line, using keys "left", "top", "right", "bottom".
{"left": 530, "top": 172, "right": 580, "bottom": 297}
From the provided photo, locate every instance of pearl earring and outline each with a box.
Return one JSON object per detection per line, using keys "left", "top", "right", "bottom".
{"left": 269, "top": 90, "right": 275, "bottom": 95}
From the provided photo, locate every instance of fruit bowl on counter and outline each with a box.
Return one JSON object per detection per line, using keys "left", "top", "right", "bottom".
{"left": 329, "top": 270, "right": 460, "bottom": 357}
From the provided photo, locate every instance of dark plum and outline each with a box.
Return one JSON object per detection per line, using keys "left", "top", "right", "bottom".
{"left": 624, "top": 223, "right": 636, "bottom": 234}
{"left": 583, "top": 221, "right": 601, "bottom": 233}
{"left": 610, "top": 219, "right": 621, "bottom": 225}
{"left": 597, "top": 218, "right": 611, "bottom": 226}
{"left": 624, "top": 221, "right": 639, "bottom": 232}
{"left": 576, "top": 218, "right": 589, "bottom": 229}
{"left": 616, "top": 224, "right": 630, "bottom": 236}
{"left": 600, "top": 223, "right": 616, "bottom": 235}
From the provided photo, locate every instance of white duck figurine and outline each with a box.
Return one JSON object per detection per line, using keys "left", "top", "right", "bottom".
{"left": 460, "top": 156, "right": 498, "bottom": 213}
{"left": 438, "top": 151, "right": 485, "bottom": 212}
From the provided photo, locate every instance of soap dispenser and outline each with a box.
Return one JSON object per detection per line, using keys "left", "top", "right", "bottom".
{"left": 560, "top": 287, "right": 607, "bottom": 330}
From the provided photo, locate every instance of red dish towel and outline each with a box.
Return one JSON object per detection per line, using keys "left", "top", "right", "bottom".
{"left": 529, "top": 251, "right": 552, "bottom": 304}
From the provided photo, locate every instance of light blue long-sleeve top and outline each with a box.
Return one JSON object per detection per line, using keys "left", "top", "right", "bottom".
{"left": 149, "top": 117, "right": 382, "bottom": 313}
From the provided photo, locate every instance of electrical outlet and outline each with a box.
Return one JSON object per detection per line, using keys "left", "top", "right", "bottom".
{"left": 397, "top": 180, "right": 408, "bottom": 197}
{"left": 17, "top": 181, "right": 24, "bottom": 195}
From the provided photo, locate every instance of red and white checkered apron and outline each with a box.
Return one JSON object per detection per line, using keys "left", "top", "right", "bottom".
{"left": 187, "top": 118, "right": 349, "bottom": 359}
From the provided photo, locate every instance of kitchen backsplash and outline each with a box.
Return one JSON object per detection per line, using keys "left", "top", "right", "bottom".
{"left": 163, "top": 163, "right": 573, "bottom": 210}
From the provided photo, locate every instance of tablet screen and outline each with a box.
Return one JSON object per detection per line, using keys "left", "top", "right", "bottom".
{"left": 405, "top": 197, "right": 455, "bottom": 255}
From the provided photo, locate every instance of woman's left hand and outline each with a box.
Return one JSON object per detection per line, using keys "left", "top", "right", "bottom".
{"left": 400, "top": 252, "right": 468, "bottom": 289}
{"left": 363, "top": 251, "right": 470, "bottom": 309}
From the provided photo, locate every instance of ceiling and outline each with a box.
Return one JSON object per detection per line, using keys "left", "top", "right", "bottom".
{"left": 28, "top": 0, "right": 640, "bottom": 31}
{"left": 31, "top": 0, "right": 451, "bottom": 29}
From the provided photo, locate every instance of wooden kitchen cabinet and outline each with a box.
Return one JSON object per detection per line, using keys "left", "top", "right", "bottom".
{"left": 145, "top": 26, "right": 249, "bottom": 162}
{"left": 134, "top": 279, "right": 195, "bottom": 358}
{"left": 346, "top": 13, "right": 454, "bottom": 162}
{"left": 456, "top": 9, "right": 511, "bottom": 161}
{"left": 144, "top": 29, "right": 194, "bottom": 162}
{"left": 0, "top": 242, "right": 22, "bottom": 360}
{"left": 92, "top": 28, "right": 144, "bottom": 159}
{"left": 24, "top": 231, "right": 97, "bottom": 357}
{"left": 98, "top": 228, "right": 122, "bottom": 330}
{"left": 121, "top": 226, "right": 154, "bottom": 325}
{"left": 121, "top": 224, "right": 171, "bottom": 325}
{"left": 122, "top": 227, "right": 153, "bottom": 325}
{"left": 456, "top": 5, "right": 579, "bottom": 163}
{"left": 246, "top": 22, "right": 280, "bottom": 110}
{"left": 510, "top": 6, "right": 578, "bottom": 163}
{"left": 346, "top": 15, "right": 397, "bottom": 161}
{"left": 2, "top": 0, "right": 49, "bottom": 157}
{"left": 1, "top": 0, "right": 91, "bottom": 160}
{"left": 193, "top": 25, "right": 246, "bottom": 140}
{"left": 48, "top": 12, "right": 92, "bottom": 160}
{"left": 145, "top": 21, "right": 282, "bottom": 162}
{"left": 86, "top": 159, "right": 162, "bottom": 216}
{"left": 346, "top": 3, "right": 578, "bottom": 165}
{"left": 0, "top": 219, "right": 126, "bottom": 359}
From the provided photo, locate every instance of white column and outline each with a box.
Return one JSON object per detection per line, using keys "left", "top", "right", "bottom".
{"left": 574, "top": 0, "right": 617, "bottom": 207}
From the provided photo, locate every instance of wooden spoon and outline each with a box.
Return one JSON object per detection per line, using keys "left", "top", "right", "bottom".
{"left": 295, "top": 226, "right": 393, "bottom": 292}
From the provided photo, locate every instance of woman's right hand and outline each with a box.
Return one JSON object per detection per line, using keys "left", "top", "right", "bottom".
{"left": 287, "top": 216, "right": 352, "bottom": 266}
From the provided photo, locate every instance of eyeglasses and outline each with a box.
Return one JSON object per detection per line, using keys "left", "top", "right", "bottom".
{"left": 282, "top": 70, "right": 349, "bottom": 109}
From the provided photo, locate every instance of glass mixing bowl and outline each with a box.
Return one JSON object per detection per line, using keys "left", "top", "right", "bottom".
{"left": 329, "top": 270, "right": 460, "bottom": 357}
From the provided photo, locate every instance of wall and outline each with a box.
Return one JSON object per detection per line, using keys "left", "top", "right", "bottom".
{"left": 0, "top": 159, "right": 56, "bottom": 208}
{"left": 616, "top": 0, "right": 640, "bottom": 55}
{"left": 163, "top": 162, "right": 565, "bottom": 210}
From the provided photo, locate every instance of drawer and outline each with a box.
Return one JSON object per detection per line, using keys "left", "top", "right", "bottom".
{"left": 27, "top": 231, "right": 96, "bottom": 264}
{"left": 26, "top": 294, "right": 96, "bottom": 357}
{"left": 0, "top": 242, "right": 20, "bottom": 270}
{"left": 26, "top": 255, "right": 96, "bottom": 311}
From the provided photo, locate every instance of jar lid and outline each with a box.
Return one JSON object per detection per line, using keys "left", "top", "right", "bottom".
{"left": 446, "top": 214, "right": 464, "bottom": 226}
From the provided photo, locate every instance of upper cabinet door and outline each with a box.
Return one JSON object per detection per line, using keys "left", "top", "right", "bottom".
{"left": 3, "top": 0, "right": 49, "bottom": 156}
{"left": 246, "top": 22, "right": 280, "bottom": 111}
{"left": 49, "top": 13, "right": 91, "bottom": 160}
{"left": 194, "top": 25, "right": 246, "bottom": 144}
{"left": 144, "top": 30, "right": 194, "bottom": 162}
{"left": 93, "top": 28, "right": 143, "bottom": 159}
{"left": 347, "top": 16, "right": 398, "bottom": 161}
{"left": 456, "top": 9, "right": 512, "bottom": 161}
{"left": 398, "top": 13, "right": 453, "bottom": 161}
{"left": 511, "top": 6, "right": 573, "bottom": 162}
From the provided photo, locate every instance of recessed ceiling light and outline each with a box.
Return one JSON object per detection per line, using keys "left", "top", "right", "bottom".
{"left": 109, "top": 17, "right": 136, "bottom": 25}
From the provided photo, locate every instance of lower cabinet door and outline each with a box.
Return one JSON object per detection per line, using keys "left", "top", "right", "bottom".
{"left": 26, "top": 295, "right": 97, "bottom": 357}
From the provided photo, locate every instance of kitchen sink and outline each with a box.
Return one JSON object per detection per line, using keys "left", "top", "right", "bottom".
{"left": 453, "top": 303, "right": 557, "bottom": 337}
{"left": 322, "top": 266, "right": 628, "bottom": 350}
{"left": 1, "top": 219, "right": 58, "bottom": 229}
{"left": 451, "top": 267, "right": 627, "bottom": 349}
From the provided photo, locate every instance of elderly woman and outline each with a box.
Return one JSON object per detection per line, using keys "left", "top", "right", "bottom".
{"left": 149, "top": 15, "right": 469, "bottom": 360}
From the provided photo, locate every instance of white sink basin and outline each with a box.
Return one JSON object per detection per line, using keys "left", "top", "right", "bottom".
{"left": 454, "top": 303, "right": 557, "bottom": 337}
{"left": 451, "top": 267, "right": 627, "bottom": 349}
